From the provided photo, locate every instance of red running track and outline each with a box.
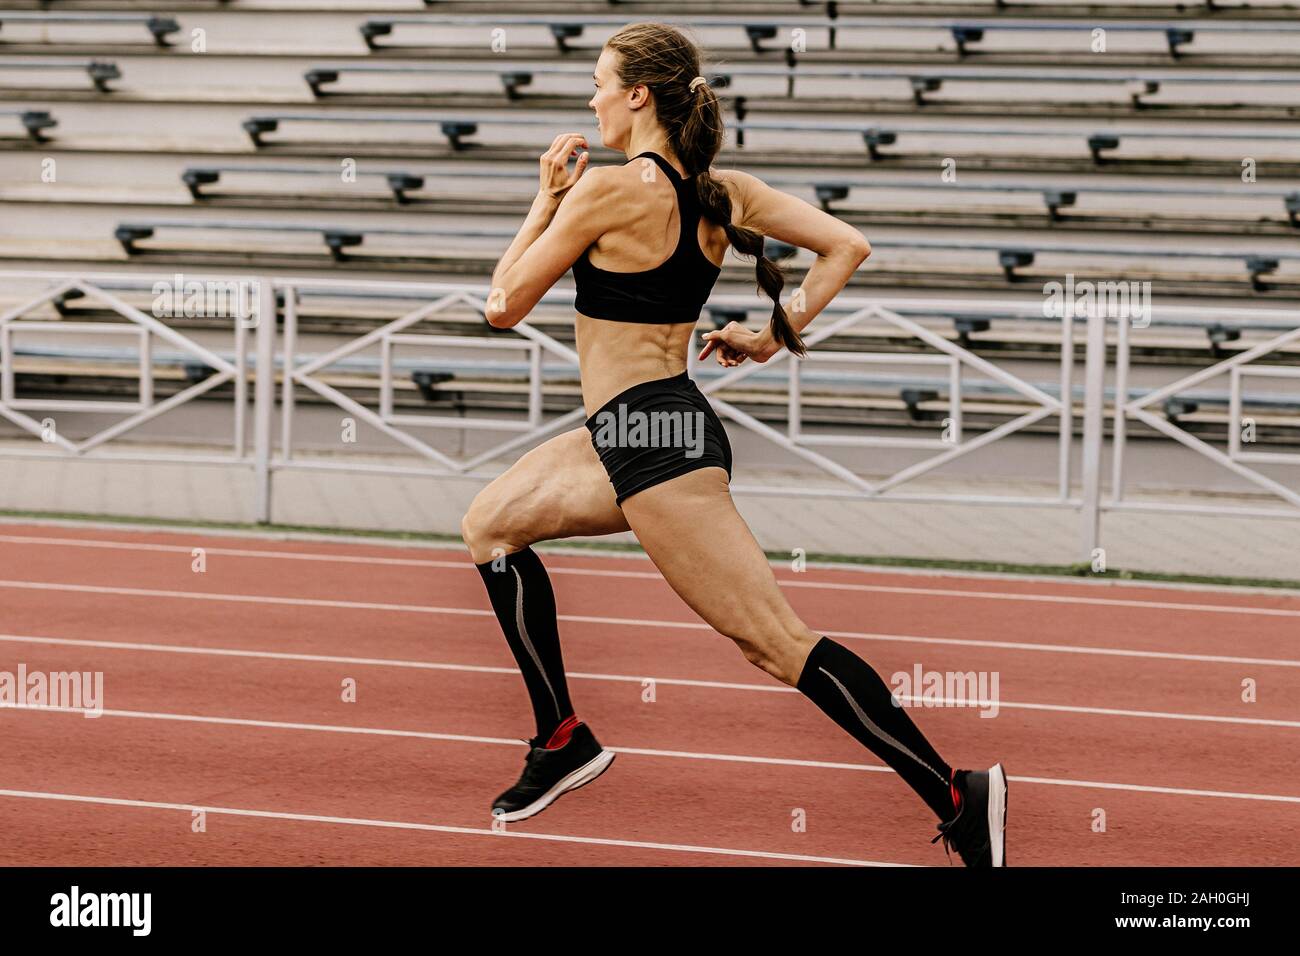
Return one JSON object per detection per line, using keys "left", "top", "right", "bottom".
{"left": 0, "top": 521, "right": 1297, "bottom": 866}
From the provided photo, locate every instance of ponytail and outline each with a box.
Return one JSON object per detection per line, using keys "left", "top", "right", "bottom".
{"left": 696, "top": 169, "right": 806, "bottom": 357}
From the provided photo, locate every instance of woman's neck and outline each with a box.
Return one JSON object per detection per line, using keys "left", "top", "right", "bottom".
{"left": 625, "top": 135, "right": 676, "bottom": 164}
{"left": 625, "top": 140, "right": 685, "bottom": 178}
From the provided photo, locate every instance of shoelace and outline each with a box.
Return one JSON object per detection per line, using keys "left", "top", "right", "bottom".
{"left": 930, "top": 817, "right": 963, "bottom": 864}
{"left": 931, "top": 803, "right": 993, "bottom": 867}
{"left": 514, "top": 731, "right": 575, "bottom": 787}
{"left": 931, "top": 772, "right": 966, "bottom": 864}
{"left": 509, "top": 739, "right": 546, "bottom": 786}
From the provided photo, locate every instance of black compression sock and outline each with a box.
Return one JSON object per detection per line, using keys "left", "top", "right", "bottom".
{"left": 797, "top": 636, "right": 956, "bottom": 821}
{"left": 474, "top": 546, "right": 575, "bottom": 743}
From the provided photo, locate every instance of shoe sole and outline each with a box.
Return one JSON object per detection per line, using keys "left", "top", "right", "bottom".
{"left": 491, "top": 749, "right": 616, "bottom": 824}
{"left": 987, "top": 762, "right": 1008, "bottom": 867}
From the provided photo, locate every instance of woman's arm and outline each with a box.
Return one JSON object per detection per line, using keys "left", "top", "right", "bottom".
{"left": 701, "top": 168, "right": 871, "bottom": 364}
{"left": 486, "top": 133, "right": 612, "bottom": 328}
{"left": 490, "top": 190, "right": 563, "bottom": 304}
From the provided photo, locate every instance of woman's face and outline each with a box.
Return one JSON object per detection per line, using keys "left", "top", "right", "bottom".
{"left": 588, "top": 48, "right": 642, "bottom": 151}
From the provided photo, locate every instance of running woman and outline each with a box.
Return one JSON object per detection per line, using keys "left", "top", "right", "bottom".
{"left": 464, "top": 21, "right": 1007, "bottom": 866}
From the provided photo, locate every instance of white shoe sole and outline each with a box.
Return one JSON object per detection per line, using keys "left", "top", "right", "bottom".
{"left": 491, "top": 749, "right": 616, "bottom": 824}
{"left": 987, "top": 762, "right": 1008, "bottom": 867}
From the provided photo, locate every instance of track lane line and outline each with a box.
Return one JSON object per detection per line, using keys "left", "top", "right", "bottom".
{"left": 1, "top": 632, "right": 1295, "bottom": 728}
{"left": 2, "top": 582, "right": 1296, "bottom": 667}
{"left": 4, "top": 533, "right": 1298, "bottom": 617}
{"left": 0, "top": 789, "right": 904, "bottom": 867}
{"left": 5, "top": 704, "right": 1298, "bottom": 804}
{"left": 6, "top": 629, "right": 1297, "bottom": 675}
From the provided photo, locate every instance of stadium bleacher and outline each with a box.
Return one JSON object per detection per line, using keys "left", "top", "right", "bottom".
{"left": 0, "top": 0, "right": 1297, "bottom": 452}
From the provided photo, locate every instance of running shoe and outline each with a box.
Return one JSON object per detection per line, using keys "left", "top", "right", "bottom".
{"left": 490, "top": 722, "right": 616, "bottom": 823}
{"left": 931, "top": 763, "right": 1008, "bottom": 867}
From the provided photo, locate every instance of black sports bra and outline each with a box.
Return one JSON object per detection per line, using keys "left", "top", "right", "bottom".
{"left": 571, "top": 150, "right": 723, "bottom": 325}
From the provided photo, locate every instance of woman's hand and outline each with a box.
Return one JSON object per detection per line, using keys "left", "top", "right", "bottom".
{"left": 698, "top": 323, "right": 780, "bottom": 367}
{"left": 539, "top": 132, "right": 589, "bottom": 200}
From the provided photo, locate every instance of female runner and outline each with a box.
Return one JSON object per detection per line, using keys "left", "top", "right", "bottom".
{"left": 463, "top": 21, "right": 1007, "bottom": 866}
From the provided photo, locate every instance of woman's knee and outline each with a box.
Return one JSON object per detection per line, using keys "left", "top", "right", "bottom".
{"left": 723, "top": 627, "right": 781, "bottom": 680}
{"left": 462, "top": 486, "right": 533, "bottom": 563}
{"left": 730, "top": 626, "right": 818, "bottom": 687}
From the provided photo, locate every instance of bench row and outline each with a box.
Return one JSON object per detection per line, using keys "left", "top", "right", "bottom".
{"left": 236, "top": 113, "right": 1300, "bottom": 164}
{"left": 357, "top": 14, "right": 1300, "bottom": 58}
{"left": 300, "top": 62, "right": 1300, "bottom": 110}
{"left": 2, "top": 12, "right": 1294, "bottom": 59}
{"left": 110, "top": 218, "right": 1300, "bottom": 288}
{"left": 175, "top": 163, "right": 1300, "bottom": 227}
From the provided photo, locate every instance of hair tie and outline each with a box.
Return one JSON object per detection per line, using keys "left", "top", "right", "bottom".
{"left": 689, "top": 75, "right": 708, "bottom": 92}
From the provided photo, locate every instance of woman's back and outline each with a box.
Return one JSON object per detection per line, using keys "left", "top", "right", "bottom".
{"left": 572, "top": 149, "right": 732, "bottom": 416}
{"left": 487, "top": 21, "right": 868, "bottom": 410}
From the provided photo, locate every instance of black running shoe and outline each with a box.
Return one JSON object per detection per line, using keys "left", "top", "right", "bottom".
{"left": 931, "top": 763, "right": 1008, "bottom": 867}
{"left": 490, "top": 722, "right": 616, "bottom": 823}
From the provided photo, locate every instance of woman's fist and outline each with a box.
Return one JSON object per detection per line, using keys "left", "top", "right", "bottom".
{"left": 540, "top": 133, "right": 589, "bottom": 199}
{"left": 699, "top": 322, "right": 780, "bottom": 367}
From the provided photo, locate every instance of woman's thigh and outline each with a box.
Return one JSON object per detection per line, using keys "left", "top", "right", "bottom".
{"left": 618, "top": 467, "right": 817, "bottom": 683}
{"left": 462, "top": 425, "right": 631, "bottom": 562}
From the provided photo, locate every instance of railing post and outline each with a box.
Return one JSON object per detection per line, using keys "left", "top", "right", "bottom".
{"left": 253, "top": 278, "right": 276, "bottom": 523}
{"left": 1079, "top": 307, "right": 1107, "bottom": 563}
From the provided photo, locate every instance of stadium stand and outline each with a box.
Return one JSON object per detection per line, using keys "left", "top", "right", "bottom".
{"left": 0, "top": 0, "right": 1296, "bottom": 462}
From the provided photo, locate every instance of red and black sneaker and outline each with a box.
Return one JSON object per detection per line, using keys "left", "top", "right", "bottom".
{"left": 931, "top": 763, "right": 1008, "bottom": 867}
{"left": 490, "top": 719, "right": 616, "bottom": 823}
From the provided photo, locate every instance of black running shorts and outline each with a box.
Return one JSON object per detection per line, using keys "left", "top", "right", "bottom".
{"left": 584, "top": 370, "right": 733, "bottom": 506}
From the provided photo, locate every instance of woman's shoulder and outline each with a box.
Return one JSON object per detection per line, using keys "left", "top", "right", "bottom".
{"left": 557, "top": 162, "right": 641, "bottom": 223}
{"left": 709, "top": 168, "right": 759, "bottom": 189}
{"left": 706, "top": 168, "right": 761, "bottom": 226}
{"left": 571, "top": 161, "right": 652, "bottom": 206}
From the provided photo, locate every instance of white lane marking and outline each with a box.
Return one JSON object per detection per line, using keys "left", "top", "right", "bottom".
{"left": 0, "top": 789, "right": 903, "bottom": 866}
{"left": 4, "top": 521, "right": 1297, "bottom": 599}
{"left": 3, "top": 533, "right": 1298, "bottom": 617}
{"left": 820, "top": 630, "right": 1300, "bottom": 668}
{"left": 0, "top": 633, "right": 791, "bottom": 692}
{"left": 4, "top": 705, "right": 1299, "bottom": 804}
{"left": 1, "top": 580, "right": 1296, "bottom": 671}
{"left": 0, "top": 578, "right": 499, "bottom": 616}
{"left": 1, "top": 631, "right": 1296, "bottom": 727}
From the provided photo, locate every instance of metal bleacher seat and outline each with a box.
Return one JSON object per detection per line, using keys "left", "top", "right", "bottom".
{"left": 236, "top": 109, "right": 1300, "bottom": 175}
{"left": 241, "top": 113, "right": 563, "bottom": 149}
{"left": 0, "top": 108, "right": 57, "bottom": 142}
{"left": 0, "top": 13, "right": 180, "bottom": 47}
{"left": 730, "top": 117, "right": 1300, "bottom": 163}
{"left": 0, "top": 58, "right": 121, "bottom": 92}
{"left": 174, "top": 163, "right": 1300, "bottom": 231}
{"left": 109, "top": 217, "right": 1300, "bottom": 292}
{"left": 300, "top": 60, "right": 1300, "bottom": 119}
{"left": 181, "top": 165, "right": 431, "bottom": 204}
{"left": 113, "top": 220, "right": 536, "bottom": 260}
{"left": 799, "top": 179, "right": 1300, "bottom": 228}
{"left": 358, "top": 13, "right": 1300, "bottom": 64}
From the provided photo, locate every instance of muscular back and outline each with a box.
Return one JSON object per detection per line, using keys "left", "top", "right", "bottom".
{"left": 487, "top": 148, "right": 867, "bottom": 410}
{"left": 574, "top": 158, "right": 736, "bottom": 415}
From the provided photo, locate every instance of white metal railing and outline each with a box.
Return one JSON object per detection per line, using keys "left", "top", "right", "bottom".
{"left": 274, "top": 277, "right": 584, "bottom": 482}
{"left": 2, "top": 270, "right": 1298, "bottom": 562}
{"left": 692, "top": 301, "right": 1075, "bottom": 505}
{"left": 0, "top": 270, "right": 255, "bottom": 462}
{"left": 1106, "top": 310, "right": 1300, "bottom": 523}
